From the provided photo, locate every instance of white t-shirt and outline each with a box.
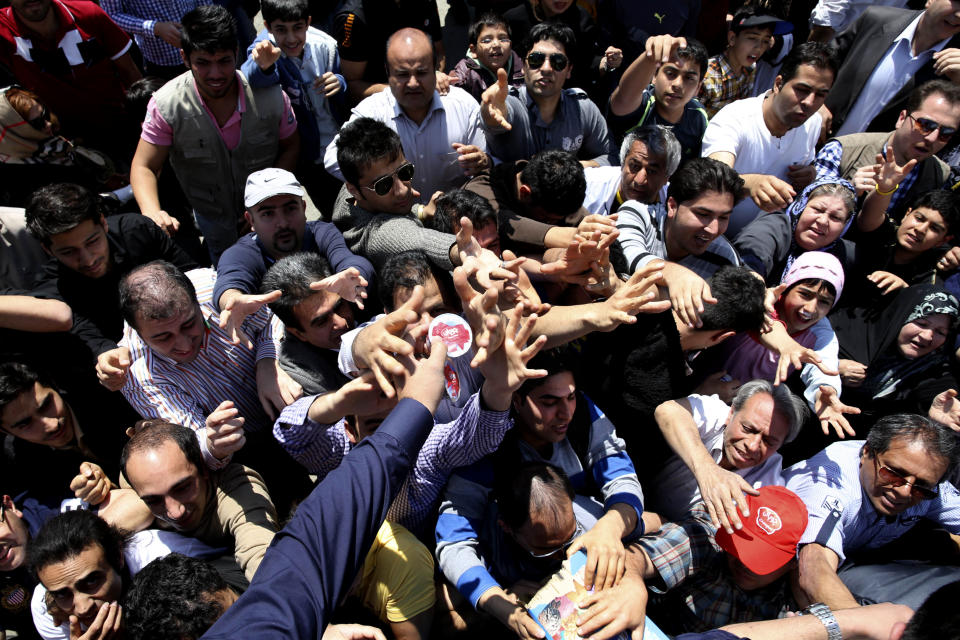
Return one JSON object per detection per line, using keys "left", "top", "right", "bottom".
{"left": 649, "top": 394, "right": 785, "bottom": 521}
{"left": 702, "top": 94, "right": 822, "bottom": 237}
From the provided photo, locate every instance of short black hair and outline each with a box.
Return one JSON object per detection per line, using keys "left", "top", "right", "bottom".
{"left": 524, "top": 21, "right": 576, "bottom": 63}
{"left": 906, "top": 78, "right": 960, "bottom": 115}
{"left": 778, "top": 41, "right": 838, "bottom": 85}
{"left": 468, "top": 11, "right": 510, "bottom": 45}
{"left": 28, "top": 510, "right": 127, "bottom": 578}
{"left": 0, "top": 362, "right": 47, "bottom": 420}
{"left": 902, "top": 580, "right": 960, "bottom": 640}
{"left": 121, "top": 421, "right": 208, "bottom": 484}
{"left": 674, "top": 38, "right": 709, "bottom": 79}
{"left": 699, "top": 266, "right": 766, "bottom": 333}
{"left": 378, "top": 250, "right": 451, "bottom": 312}
{"left": 515, "top": 348, "right": 573, "bottom": 400}
{"left": 431, "top": 189, "right": 497, "bottom": 235}
{"left": 908, "top": 189, "right": 960, "bottom": 237}
{"left": 261, "top": 0, "right": 309, "bottom": 25}
{"left": 124, "top": 554, "right": 230, "bottom": 640}
{"left": 25, "top": 183, "right": 101, "bottom": 246}
{"left": 865, "top": 413, "right": 960, "bottom": 477}
{"left": 180, "top": 5, "right": 237, "bottom": 59}
{"left": 667, "top": 157, "right": 744, "bottom": 207}
{"left": 119, "top": 261, "right": 197, "bottom": 330}
{"left": 125, "top": 77, "right": 167, "bottom": 123}
{"left": 336, "top": 117, "right": 404, "bottom": 187}
{"left": 261, "top": 253, "right": 334, "bottom": 330}
{"left": 520, "top": 150, "right": 586, "bottom": 217}
{"left": 495, "top": 461, "right": 574, "bottom": 531}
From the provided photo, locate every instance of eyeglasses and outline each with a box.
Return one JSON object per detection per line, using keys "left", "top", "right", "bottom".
{"left": 362, "top": 162, "right": 415, "bottom": 196}
{"left": 27, "top": 106, "right": 48, "bottom": 131}
{"left": 873, "top": 455, "right": 939, "bottom": 500}
{"left": 479, "top": 35, "right": 510, "bottom": 44}
{"left": 526, "top": 51, "right": 568, "bottom": 71}
{"left": 526, "top": 521, "right": 583, "bottom": 559}
{"left": 907, "top": 114, "right": 957, "bottom": 141}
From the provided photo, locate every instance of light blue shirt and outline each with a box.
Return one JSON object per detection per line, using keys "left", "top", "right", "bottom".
{"left": 324, "top": 86, "right": 486, "bottom": 196}
{"left": 837, "top": 14, "right": 953, "bottom": 136}
{"left": 783, "top": 440, "right": 960, "bottom": 563}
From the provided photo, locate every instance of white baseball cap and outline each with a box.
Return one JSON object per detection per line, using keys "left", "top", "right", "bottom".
{"left": 244, "top": 168, "right": 304, "bottom": 208}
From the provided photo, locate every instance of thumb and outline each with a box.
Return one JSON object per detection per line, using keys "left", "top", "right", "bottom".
{"left": 81, "top": 462, "right": 94, "bottom": 478}
{"left": 497, "top": 67, "right": 508, "bottom": 86}
{"left": 427, "top": 336, "right": 448, "bottom": 366}
{"left": 447, "top": 71, "right": 460, "bottom": 83}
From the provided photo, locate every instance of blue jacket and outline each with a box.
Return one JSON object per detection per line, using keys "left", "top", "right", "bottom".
{"left": 201, "top": 398, "right": 434, "bottom": 638}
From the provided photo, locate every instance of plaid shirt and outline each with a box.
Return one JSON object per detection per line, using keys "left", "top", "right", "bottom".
{"left": 699, "top": 54, "right": 756, "bottom": 119}
{"left": 635, "top": 506, "right": 795, "bottom": 635}
{"left": 814, "top": 139, "right": 918, "bottom": 214}
{"left": 101, "top": 0, "right": 210, "bottom": 66}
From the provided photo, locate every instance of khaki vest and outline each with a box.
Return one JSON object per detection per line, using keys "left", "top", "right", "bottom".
{"left": 154, "top": 72, "right": 284, "bottom": 258}
{"left": 834, "top": 131, "right": 950, "bottom": 222}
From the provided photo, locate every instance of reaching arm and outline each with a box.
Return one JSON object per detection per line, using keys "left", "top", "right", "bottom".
{"left": 609, "top": 35, "right": 687, "bottom": 116}
{"left": 796, "top": 543, "right": 860, "bottom": 610}
{"left": 130, "top": 137, "right": 180, "bottom": 235}
{"left": 0, "top": 295, "right": 72, "bottom": 332}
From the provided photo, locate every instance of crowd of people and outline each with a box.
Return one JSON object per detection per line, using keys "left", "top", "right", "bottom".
{"left": 3, "top": 0, "right": 960, "bottom": 638}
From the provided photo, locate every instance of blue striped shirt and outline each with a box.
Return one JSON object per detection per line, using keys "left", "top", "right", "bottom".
{"left": 101, "top": 0, "right": 210, "bottom": 66}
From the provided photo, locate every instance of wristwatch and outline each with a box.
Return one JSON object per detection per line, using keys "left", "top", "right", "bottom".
{"left": 804, "top": 602, "right": 842, "bottom": 640}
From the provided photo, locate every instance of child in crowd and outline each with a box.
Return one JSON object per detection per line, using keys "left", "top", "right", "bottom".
{"left": 699, "top": 7, "right": 780, "bottom": 118}
{"left": 607, "top": 34, "right": 709, "bottom": 163}
{"left": 452, "top": 12, "right": 525, "bottom": 104}
{"left": 241, "top": 0, "right": 345, "bottom": 211}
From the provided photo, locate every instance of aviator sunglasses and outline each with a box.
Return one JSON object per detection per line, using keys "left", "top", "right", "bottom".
{"left": 907, "top": 114, "right": 956, "bottom": 141}
{"left": 363, "top": 162, "right": 416, "bottom": 196}
{"left": 526, "top": 51, "right": 568, "bottom": 71}
{"left": 873, "top": 455, "right": 939, "bottom": 501}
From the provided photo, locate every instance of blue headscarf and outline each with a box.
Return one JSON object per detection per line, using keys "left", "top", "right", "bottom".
{"left": 782, "top": 176, "right": 856, "bottom": 276}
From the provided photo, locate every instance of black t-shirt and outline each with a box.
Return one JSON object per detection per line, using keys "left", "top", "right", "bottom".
{"left": 0, "top": 567, "right": 39, "bottom": 640}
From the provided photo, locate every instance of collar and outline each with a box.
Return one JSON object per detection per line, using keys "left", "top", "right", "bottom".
{"left": 386, "top": 86, "right": 444, "bottom": 122}
{"left": 11, "top": 0, "right": 72, "bottom": 40}
{"left": 522, "top": 85, "right": 566, "bottom": 125}
{"left": 192, "top": 71, "right": 246, "bottom": 114}
{"left": 898, "top": 13, "right": 953, "bottom": 56}
{"left": 717, "top": 52, "right": 753, "bottom": 79}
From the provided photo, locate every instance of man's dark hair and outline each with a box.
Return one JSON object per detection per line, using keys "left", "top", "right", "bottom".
{"left": 495, "top": 461, "right": 574, "bottom": 531}
{"left": 28, "top": 510, "right": 127, "bottom": 577}
{"left": 119, "top": 261, "right": 197, "bottom": 330}
{"left": 905, "top": 79, "right": 960, "bottom": 115}
{"left": 778, "top": 41, "right": 838, "bottom": 85}
{"left": 909, "top": 189, "right": 960, "bottom": 237}
{"left": 516, "top": 348, "right": 573, "bottom": 400}
{"left": 378, "top": 250, "right": 452, "bottom": 312}
{"left": 865, "top": 414, "right": 960, "bottom": 477}
{"left": 674, "top": 38, "right": 709, "bottom": 78}
{"left": 261, "top": 0, "right": 309, "bottom": 26}
{"left": 699, "top": 266, "right": 766, "bottom": 333}
{"left": 125, "top": 554, "right": 230, "bottom": 640}
{"left": 902, "top": 580, "right": 960, "bottom": 640}
{"left": 431, "top": 189, "right": 497, "bottom": 235}
{"left": 468, "top": 11, "right": 510, "bottom": 45}
{"left": 25, "top": 183, "right": 100, "bottom": 246}
{"left": 261, "top": 253, "right": 333, "bottom": 330}
{"left": 125, "top": 77, "right": 167, "bottom": 123}
{"left": 336, "top": 118, "right": 404, "bottom": 187}
{"left": 667, "top": 157, "right": 744, "bottom": 207}
{"left": 524, "top": 21, "right": 577, "bottom": 63}
{"left": 121, "top": 421, "right": 208, "bottom": 483}
{"left": 180, "top": 5, "right": 237, "bottom": 59}
{"left": 0, "top": 362, "right": 50, "bottom": 419}
{"left": 520, "top": 150, "right": 586, "bottom": 218}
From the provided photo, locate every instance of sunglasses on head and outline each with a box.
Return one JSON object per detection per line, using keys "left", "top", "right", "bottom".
{"left": 874, "top": 455, "right": 939, "bottom": 500}
{"left": 363, "top": 162, "right": 415, "bottom": 196}
{"left": 526, "top": 51, "right": 568, "bottom": 71}
{"left": 907, "top": 114, "right": 957, "bottom": 140}
{"left": 27, "top": 106, "right": 48, "bottom": 131}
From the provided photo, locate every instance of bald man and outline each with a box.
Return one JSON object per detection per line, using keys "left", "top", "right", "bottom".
{"left": 324, "top": 28, "right": 489, "bottom": 196}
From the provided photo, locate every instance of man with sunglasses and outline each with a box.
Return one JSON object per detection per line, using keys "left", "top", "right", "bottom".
{"left": 815, "top": 79, "right": 960, "bottom": 224}
{"left": 479, "top": 22, "right": 617, "bottom": 167}
{"left": 785, "top": 413, "right": 960, "bottom": 611}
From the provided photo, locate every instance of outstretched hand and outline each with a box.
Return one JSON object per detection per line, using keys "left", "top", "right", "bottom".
{"left": 220, "top": 290, "right": 282, "bottom": 348}
{"left": 310, "top": 267, "right": 368, "bottom": 310}
{"left": 480, "top": 68, "right": 512, "bottom": 130}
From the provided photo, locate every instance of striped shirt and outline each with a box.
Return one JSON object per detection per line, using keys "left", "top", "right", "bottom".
{"left": 274, "top": 392, "right": 512, "bottom": 534}
{"left": 120, "top": 268, "right": 282, "bottom": 469}
{"left": 699, "top": 54, "right": 756, "bottom": 120}
{"left": 615, "top": 200, "right": 741, "bottom": 278}
{"left": 100, "top": 0, "right": 210, "bottom": 66}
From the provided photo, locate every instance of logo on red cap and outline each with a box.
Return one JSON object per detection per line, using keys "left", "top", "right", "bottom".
{"left": 756, "top": 506, "right": 782, "bottom": 535}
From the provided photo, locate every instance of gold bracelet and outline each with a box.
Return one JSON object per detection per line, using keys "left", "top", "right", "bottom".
{"left": 875, "top": 182, "right": 899, "bottom": 196}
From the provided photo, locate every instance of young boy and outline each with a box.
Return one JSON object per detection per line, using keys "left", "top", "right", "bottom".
{"left": 699, "top": 7, "right": 781, "bottom": 118}
{"left": 451, "top": 12, "right": 525, "bottom": 104}
{"left": 241, "top": 0, "right": 345, "bottom": 211}
{"left": 607, "top": 34, "right": 709, "bottom": 163}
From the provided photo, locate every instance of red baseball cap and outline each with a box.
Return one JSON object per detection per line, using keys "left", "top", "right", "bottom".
{"left": 714, "top": 485, "right": 808, "bottom": 576}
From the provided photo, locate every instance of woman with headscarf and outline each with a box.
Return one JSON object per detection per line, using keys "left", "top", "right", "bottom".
{"left": 832, "top": 284, "right": 960, "bottom": 425}
{"left": 733, "top": 177, "right": 857, "bottom": 286}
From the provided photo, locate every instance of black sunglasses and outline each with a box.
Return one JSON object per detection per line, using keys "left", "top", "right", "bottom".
{"left": 526, "top": 51, "right": 568, "bottom": 71}
{"left": 27, "top": 106, "right": 49, "bottom": 131}
{"left": 907, "top": 114, "right": 957, "bottom": 141}
{"left": 363, "top": 162, "right": 415, "bottom": 196}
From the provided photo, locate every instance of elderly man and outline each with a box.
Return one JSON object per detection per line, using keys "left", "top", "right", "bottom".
{"left": 121, "top": 421, "right": 278, "bottom": 582}
{"left": 703, "top": 42, "right": 838, "bottom": 237}
{"left": 825, "top": 0, "right": 960, "bottom": 137}
{"left": 786, "top": 413, "right": 960, "bottom": 610}
{"left": 480, "top": 22, "right": 617, "bottom": 167}
{"left": 325, "top": 28, "right": 487, "bottom": 196}
{"left": 815, "top": 80, "right": 960, "bottom": 223}
{"left": 582, "top": 125, "right": 680, "bottom": 216}
{"left": 652, "top": 381, "right": 806, "bottom": 526}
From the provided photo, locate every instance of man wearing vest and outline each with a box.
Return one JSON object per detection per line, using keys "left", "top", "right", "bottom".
{"left": 130, "top": 4, "right": 300, "bottom": 264}
{"left": 814, "top": 79, "right": 959, "bottom": 224}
